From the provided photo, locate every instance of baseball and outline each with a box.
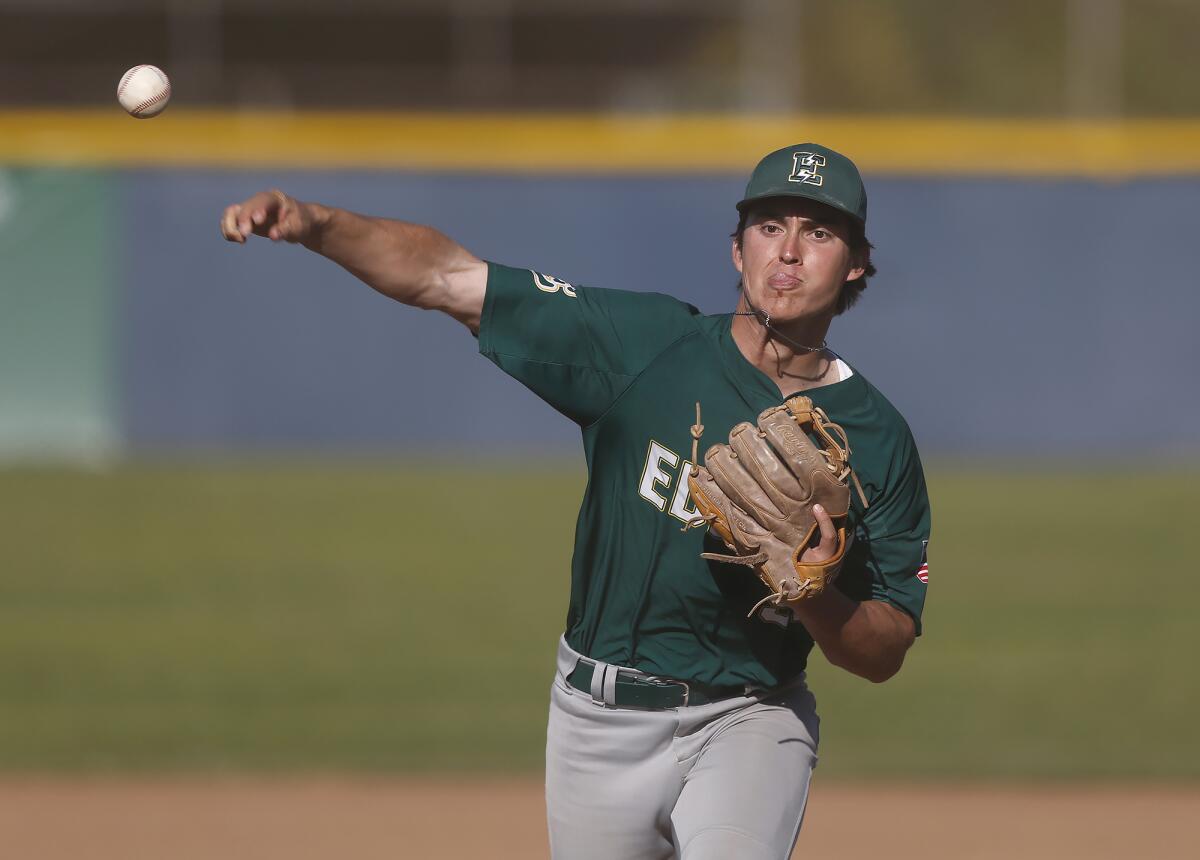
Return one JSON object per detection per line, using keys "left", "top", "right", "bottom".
{"left": 117, "top": 65, "right": 171, "bottom": 118}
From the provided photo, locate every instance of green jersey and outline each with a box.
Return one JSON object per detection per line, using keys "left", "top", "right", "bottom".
{"left": 479, "top": 262, "right": 931, "bottom": 689}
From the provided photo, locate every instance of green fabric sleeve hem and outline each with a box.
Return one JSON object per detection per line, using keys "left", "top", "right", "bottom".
{"left": 874, "top": 593, "right": 924, "bottom": 637}
{"left": 476, "top": 261, "right": 502, "bottom": 359}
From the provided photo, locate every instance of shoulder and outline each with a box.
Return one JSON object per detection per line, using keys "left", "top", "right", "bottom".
{"left": 819, "top": 362, "right": 926, "bottom": 501}
{"left": 489, "top": 261, "right": 701, "bottom": 316}
{"left": 825, "top": 362, "right": 918, "bottom": 449}
{"left": 481, "top": 261, "right": 716, "bottom": 377}
{"left": 485, "top": 261, "right": 709, "bottom": 353}
{"left": 853, "top": 368, "right": 917, "bottom": 443}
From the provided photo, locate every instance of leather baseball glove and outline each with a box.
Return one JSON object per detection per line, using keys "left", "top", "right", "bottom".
{"left": 686, "top": 396, "right": 861, "bottom": 616}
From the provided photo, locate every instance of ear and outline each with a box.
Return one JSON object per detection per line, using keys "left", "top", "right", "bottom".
{"left": 844, "top": 247, "right": 868, "bottom": 283}
{"left": 731, "top": 237, "right": 744, "bottom": 274}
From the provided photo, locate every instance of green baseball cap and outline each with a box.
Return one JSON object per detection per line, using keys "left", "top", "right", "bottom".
{"left": 736, "top": 143, "right": 867, "bottom": 226}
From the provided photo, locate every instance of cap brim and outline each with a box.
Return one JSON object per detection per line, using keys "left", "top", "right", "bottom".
{"left": 736, "top": 190, "right": 864, "bottom": 225}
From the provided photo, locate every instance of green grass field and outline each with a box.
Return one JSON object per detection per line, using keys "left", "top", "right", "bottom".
{"left": 1, "top": 462, "right": 1196, "bottom": 779}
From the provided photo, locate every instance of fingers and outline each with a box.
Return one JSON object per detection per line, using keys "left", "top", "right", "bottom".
{"left": 727, "top": 422, "right": 796, "bottom": 513}
{"left": 687, "top": 465, "right": 748, "bottom": 549}
{"left": 264, "top": 189, "right": 288, "bottom": 241}
{"left": 812, "top": 504, "right": 836, "bottom": 548}
{"left": 757, "top": 408, "right": 852, "bottom": 518}
{"left": 691, "top": 460, "right": 763, "bottom": 546}
{"left": 270, "top": 199, "right": 298, "bottom": 242}
{"left": 219, "top": 189, "right": 290, "bottom": 244}
{"left": 235, "top": 193, "right": 269, "bottom": 239}
{"left": 220, "top": 203, "right": 245, "bottom": 243}
{"left": 799, "top": 504, "right": 838, "bottom": 563}
{"left": 704, "top": 442, "right": 775, "bottom": 529}
{"left": 267, "top": 192, "right": 311, "bottom": 244}
{"left": 757, "top": 407, "right": 824, "bottom": 484}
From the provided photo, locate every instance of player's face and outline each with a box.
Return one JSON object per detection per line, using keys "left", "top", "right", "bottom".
{"left": 732, "top": 199, "right": 865, "bottom": 324}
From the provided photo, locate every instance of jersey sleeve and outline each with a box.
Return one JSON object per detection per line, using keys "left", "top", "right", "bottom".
{"left": 845, "top": 431, "right": 932, "bottom": 635}
{"left": 478, "top": 262, "right": 701, "bottom": 426}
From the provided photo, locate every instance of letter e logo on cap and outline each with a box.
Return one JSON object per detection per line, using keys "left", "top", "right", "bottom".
{"left": 788, "top": 152, "right": 826, "bottom": 187}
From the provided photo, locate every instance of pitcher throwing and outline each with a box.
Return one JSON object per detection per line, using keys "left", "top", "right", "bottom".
{"left": 221, "top": 143, "right": 933, "bottom": 859}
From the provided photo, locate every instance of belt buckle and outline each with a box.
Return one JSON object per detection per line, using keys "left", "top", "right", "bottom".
{"left": 644, "top": 675, "right": 689, "bottom": 708}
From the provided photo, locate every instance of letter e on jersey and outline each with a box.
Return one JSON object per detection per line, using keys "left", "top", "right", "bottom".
{"left": 638, "top": 441, "right": 678, "bottom": 511}
{"left": 638, "top": 440, "right": 699, "bottom": 523}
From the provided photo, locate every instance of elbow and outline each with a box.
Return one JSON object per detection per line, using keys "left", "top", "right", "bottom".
{"left": 833, "top": 640, "right": 912, "bottom": 684}
{"left": 814, "top": 599, "right": 917, "bottom": 684}
{"left": 862, "top": 658, "right": 904, "bottom": 684}
{"left": 824, "top": 651, "right": 902, "bottom": 684}
{"left": 861, "top": 606, "right": 916, "bottom": 683}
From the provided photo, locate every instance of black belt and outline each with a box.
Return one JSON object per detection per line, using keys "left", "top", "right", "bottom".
{"left": 566, "top": 661, "right": 749, "bottom": 710}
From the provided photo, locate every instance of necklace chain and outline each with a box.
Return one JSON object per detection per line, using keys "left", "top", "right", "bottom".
{"left": 733, "top": 297, "right": 828, "bottom": 354}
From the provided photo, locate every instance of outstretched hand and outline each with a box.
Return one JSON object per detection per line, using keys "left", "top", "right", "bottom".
{"left": 220, "top": 189, "right": 319, "bottom": 245}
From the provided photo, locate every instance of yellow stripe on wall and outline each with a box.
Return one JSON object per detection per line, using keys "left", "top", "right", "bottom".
{"left": 2, "top": 110, "right": 1200, "bottom": 176}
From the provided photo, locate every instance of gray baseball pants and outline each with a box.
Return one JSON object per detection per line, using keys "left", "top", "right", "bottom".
{"left": 546, "top": 636, "right": 820, "bottom": 860}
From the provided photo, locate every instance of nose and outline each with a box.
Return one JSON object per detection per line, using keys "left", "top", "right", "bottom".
{"left": 779, "top": 227, "right": 803, "bottom": 264}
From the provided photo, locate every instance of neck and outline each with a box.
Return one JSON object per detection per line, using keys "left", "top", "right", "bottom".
{"left": 731, "top": 292, "right": 835, "bottom": 390}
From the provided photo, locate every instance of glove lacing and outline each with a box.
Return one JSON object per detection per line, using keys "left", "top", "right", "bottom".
{"left": 680, "top": 401, "right": 716, "bottom": 534}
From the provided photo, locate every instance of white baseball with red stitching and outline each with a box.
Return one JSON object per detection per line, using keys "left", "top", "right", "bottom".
{"left": 117, "top": 65, "right": 171, "bottom": 119}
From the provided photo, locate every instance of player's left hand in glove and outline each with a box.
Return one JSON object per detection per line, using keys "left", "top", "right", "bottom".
{"left": 686, "top": 396, "right": 862, "bottom": 617}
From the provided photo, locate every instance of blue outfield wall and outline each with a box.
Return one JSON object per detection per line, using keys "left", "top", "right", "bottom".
{"left": 114, "top": 169, "right": 1200, "bottom": 458}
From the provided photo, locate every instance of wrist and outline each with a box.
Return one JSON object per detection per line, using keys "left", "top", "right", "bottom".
{"left": 301, "top": 202, "right": 335, "bottom": 250}
{"left": 788, "top": 586, "right": 855, "bottom": 636}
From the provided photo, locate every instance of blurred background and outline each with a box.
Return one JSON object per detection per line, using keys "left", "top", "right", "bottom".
{"left": 2, "top": 0, "right": 1197, "bottom": 114}
{"left": 1, "top": 1, "right": 1198, "bottom": 858}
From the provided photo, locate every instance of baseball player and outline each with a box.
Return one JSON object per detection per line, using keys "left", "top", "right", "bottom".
{"left": 221, "top": 143, "right": 931, "bottom": 860}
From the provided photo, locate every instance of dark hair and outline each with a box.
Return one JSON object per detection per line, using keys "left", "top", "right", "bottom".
{"left": 732, "top": 209, "right": 877, "bottom": 315}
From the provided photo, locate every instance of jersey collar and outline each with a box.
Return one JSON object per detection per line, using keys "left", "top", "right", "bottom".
{"left": 715, "top": 313, "right": 857, "bottom": 407}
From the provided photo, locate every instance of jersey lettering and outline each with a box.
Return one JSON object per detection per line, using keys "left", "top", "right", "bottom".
{"left": 668, "top": 462, "right": 699, "bottom": 522}
{"left": 788, "top": 152, "right": 826, "bottom": 187}
{"left": 532, "top": 271, "right": 578, "bottom": 297}
{"left": 638, "top": 441, "right": 699, "bottom": 524}
{"left": 637, "top": 441, "right": 679, "bottom": 512}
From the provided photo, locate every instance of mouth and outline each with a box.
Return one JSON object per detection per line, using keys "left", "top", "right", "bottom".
{"left": 766, "top": 272, "right": 803, "bottom": 289}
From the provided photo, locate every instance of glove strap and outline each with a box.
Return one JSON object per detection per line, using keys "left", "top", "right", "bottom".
{"left": 700, "top": 550, "right": 768, "bottom": 567}
{"left": 743, "top": 526, "right": 852, "bottom": 619}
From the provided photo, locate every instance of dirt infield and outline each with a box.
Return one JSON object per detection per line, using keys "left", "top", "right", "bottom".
{"left": 2, "top": 777, "right": 1194, "bottom": 859}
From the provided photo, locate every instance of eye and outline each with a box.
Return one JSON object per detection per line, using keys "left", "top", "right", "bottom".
{"left": 760, "top": 222, "right": 784, "bottom": 235}
{"left": 810, "top": 228, "right": 830, "bottom": 240}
